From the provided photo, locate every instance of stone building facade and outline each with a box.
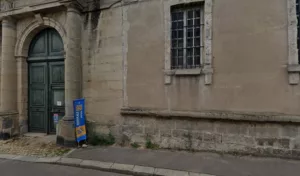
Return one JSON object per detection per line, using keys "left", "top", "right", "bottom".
{"left": 1, "top": 0, "right": 300, "bottom": 158}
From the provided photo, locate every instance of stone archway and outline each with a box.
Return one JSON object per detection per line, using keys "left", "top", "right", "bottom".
{"left": 15, "top": 17, "right": 67, "bottom": 57}
{"left": 12, "top": 4, "right": 82, "bottom": 147}
{"left": 15, "top": 17, "right": 67, "bottom": 134}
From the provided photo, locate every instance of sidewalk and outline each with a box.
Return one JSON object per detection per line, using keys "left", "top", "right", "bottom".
{"left": 1, "top": 146, "right": 300, "bottom": 176}
{"left": 67, "top": 146, "right": 300, "bottom": 176}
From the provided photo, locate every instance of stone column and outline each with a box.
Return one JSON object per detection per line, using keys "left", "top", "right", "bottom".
{"left": 57, "top": 3, "right": 82, "bottom": 146}
{"left": 0, "top": 17, "right": 18, "bottom": 139}
{"left": 0, "top": 17, "right": 17, "bottom": 112}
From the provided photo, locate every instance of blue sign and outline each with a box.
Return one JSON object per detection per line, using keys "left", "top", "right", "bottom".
{"left": 73, "top": 98, "right": 87, "bottom": 143}
{"left": 53, "top": 114, "right": 59, "bottom": 124}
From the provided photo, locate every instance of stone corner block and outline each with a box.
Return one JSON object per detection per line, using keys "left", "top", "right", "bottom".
{"left": 36, "top": 157, "right": 61, "bottom": 163}
{"left": 58, "top": 157, "right": 83, "bottom": 166}
{"left": 154, "top": 168, "right": 189, "bottom": 176}
{"left": 80, "top": 160, "right": 113, "bottom": 171}
{"left": 0, "top": 154, "right": 17, "bottom": 160}
{"left": 13, "top": 156, "right": 38, "bottom": 162}
{"left": 133, "top": 165, "right": 155, "bottom": 176}
{"left": 111, "top": 163, "right": 135, "bottom": 174}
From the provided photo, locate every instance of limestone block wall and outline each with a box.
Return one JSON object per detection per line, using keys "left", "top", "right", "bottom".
{"left": 120, "top": 115, "right": 300, "bottom": 159}
{"left": 82, "top": 0, "right": 300, "bottom": 158}
{"left": 123, "top": 0, "right": 300, "bottom": 115}
{"left": 82, "top": 4, "right": 124, "bottom": 137}
{"left": 0, "top": 112, "right": 18, "bottom": 139}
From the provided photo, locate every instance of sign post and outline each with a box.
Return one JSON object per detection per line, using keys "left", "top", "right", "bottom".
{"left": 73, "top": 98, "right": 87, "bottom": 146}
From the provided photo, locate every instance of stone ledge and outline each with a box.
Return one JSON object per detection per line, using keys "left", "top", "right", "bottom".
{"left": 120, "top": 107, "right": 300, "bottom": 123}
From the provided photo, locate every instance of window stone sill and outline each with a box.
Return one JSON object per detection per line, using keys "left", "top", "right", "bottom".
{"left": 164, "top": 67, "right": 213, "bottom": 85}
{"left": 165, "top": 67, "right": 213, "bottom": 76}
{"left": 165, "top": 68, "right": 201, "bottom": 76}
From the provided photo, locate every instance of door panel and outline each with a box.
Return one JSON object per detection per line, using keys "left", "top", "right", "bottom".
{"left": 29, "top": 62, "right": 47, "bottom": 132}
{"left": 29, "top": 31, "right": 47, "bottom": 58}
{"left": 49, "top": 62, "right": 65, "bottom": 133}
{"left": 30, "top": 111, "right": 46, "bottom": 131}
{"left": 49, "top": 62, "right": 65, "bottom": 83}
{"left": 48, "top": 29, "right": 64, "bottom": 57}
{"left": 28, "top": 28, "right": 65, "bottom": 134}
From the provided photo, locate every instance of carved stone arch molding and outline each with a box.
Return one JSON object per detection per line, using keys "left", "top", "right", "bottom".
{"left": 15, "top": 17, "right": 67, "bottom": 57}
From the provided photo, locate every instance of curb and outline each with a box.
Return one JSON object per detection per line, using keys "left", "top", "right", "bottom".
{"left": 0, "top": 154, "right": 215, "bottom": 176}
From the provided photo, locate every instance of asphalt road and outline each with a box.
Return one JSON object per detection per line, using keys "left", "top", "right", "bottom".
{"left": 0, "top": 159, "right": 130, "bottom": 176}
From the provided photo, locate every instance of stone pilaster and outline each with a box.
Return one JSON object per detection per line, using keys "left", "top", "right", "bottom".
{"left": 16, "top": 56, "right": 28, "bottom": 134}
{"left": 64, "top": 4, "right": 82, "bottom": 119}
{"left": 0, "top": 17, "right": 17, "bottom": 112}
{"left": 57, "top": 3, "right": 82, "bottom": 146}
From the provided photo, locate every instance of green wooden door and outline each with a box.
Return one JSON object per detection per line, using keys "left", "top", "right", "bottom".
{"left": 28, "top": 28, "right": 64, "bottom": 133}
{"left": 28, "top": 62, "right": 48, "bottom": 132}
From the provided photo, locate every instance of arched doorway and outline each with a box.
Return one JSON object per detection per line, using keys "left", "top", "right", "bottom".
{"left": 28, "top": 28, "right": 65, "bottom": 134}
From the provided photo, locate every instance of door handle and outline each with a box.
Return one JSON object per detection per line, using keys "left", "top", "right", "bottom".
{"left": 51, "top": 109, "right": 61, "bottom": 113}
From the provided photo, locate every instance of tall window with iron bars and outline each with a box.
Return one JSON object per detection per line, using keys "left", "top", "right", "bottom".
{"left": 171, "top": 3, "right": 204, "bottom": 70}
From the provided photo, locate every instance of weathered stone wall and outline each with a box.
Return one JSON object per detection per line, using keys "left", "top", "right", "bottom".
{"left": 82, "top": 0, "right": 300, "bottom": 158}
{"left": 0, "top": 112, "right": 18, "bottom": 139}
{"left": 124, "top": 0, "right": 300, "bottom": 114}
{"left": 82, "top": 1, "right": 123, "bottom": 137}
{"left": 2, "top": 0, "right": 299, "bottom": 157}
{"left": 120, "top": 115, "right": 300, "bottom": 159}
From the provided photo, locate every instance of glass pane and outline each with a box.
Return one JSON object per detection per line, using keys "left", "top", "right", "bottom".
{"left": 195, "top": 47, "right": 200, "bottom": 55}
{"left": 178, "top": 12, "right": 184, "bottom": 20}
{"left": 188, "top": 10, "right": 193, "bottom": 19}
{"left": 53, "top": 90, "right": 64, "bottom": 106}
{"left": 187, "top": 28, "right": 193, "bottom": 38}
{"left": 195, "top": 56, "right": 201, "bottom": 66}
{"left": 178, "top": 39, "right": 183, "bottom": 48}
{"left": 171, "top": 56, "right": 177, "bottom": 68}
{"left": 178, "top": 57, "right": 184, "bottom": 67}
{"left": 195, "top": 18, "right": 201, "bottom": 26}
{"left": 172, "top": 40, "right": 177, "bottom": 47}
{"left": 195, "top": 10, "right": 201, "bottom": 18}
{"left": 194, "top": 37, "right": 200, "bottom": 46}
{"left": 178, "top": 30, "right": 184, "bottom": 38}
{"left": 187, "top": 38, "right": 193, "bottom": 47}
{"left": 178, "top": 21, "right": 184, "bottom": 28}
{"left": 195, "top": 28, "right": 201, "bottom": 37}
{"left": 171, "top": 12, "right": 177, "bottom": 21}
{"left": 172, "top": 30, "right": 177, "bottom": 38}
{"left": 187, "top": 57, "right": 193, "bottom": 67}
{"left": 187, "top": 48, "right": 193, "bottom": 56}
{"left": 178, "top": 49, "right": 184, "bottom": 57}
{"left": 172, "top": 49, "right": 177, "bottom": 58}
{"left": 172, "top": 22, "right": 177, "bottom": 29}
{"left": 187, "top": 20, "right": 193, "bottom": 27}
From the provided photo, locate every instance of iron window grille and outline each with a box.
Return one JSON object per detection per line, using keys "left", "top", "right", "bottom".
{"left": 171, "top": 3, "right": 204, "bottom": 69}
{"left": 297, "top": 0, "right": 300, "bottom": 63}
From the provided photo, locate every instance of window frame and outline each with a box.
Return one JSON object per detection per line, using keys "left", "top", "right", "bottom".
{"left": 287, "top": 0, "right": 300, "bottom": 84}
{"left": 171, "top": 5, "right": 204, "bottom": 70}
{"left": 164, "top": 0, "right": 213, "bottom": 85}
